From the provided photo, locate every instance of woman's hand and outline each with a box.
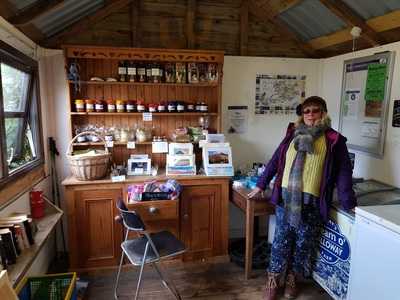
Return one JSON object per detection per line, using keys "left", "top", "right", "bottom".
{"left": 247, "top": 187, "right": 262, "bottom": 199}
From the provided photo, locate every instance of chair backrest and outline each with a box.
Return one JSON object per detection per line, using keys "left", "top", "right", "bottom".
{"left": 116, "top": 198, "right": 146, "bottom": 231}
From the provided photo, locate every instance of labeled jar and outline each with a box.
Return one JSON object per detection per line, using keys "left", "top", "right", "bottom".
{"left": 167, "top": 101, "right": 176, "bottom": 112}
{"left": 74, "top": 99, "right": 85, "bottom": 112}
{"left": 126, "top": 100, "right": 136, "bottom": 112}
{"left": 95, "top": 99, "right": 104, "bottom": 112}
{"left": 137, "top": 100, "right": 146, "bottom": 112}
{"left": 177, "top": 101, "right": 185, "bottom": 112}
{"left": 187, "top": 103, "right": 195, "bottom": 111}
{"left": 85, "top": 99, "right": 95, "bottom": 112}
{"left": 199, "top": 102, "right": 208, "bottom": 112}
{"left": 148, "top": 103, "right": 157, "bottom": 113}
{"left": 120, "top": 127, "right": 128, "bottom": 143}
{"left": 116, "top": 99, "right": 125, "bottom": 112}
{"left": 157, "top": 102, "right": 166, "bottom": 112}
{"left": 107, "top": 99, "right": 116, "bottom": 112}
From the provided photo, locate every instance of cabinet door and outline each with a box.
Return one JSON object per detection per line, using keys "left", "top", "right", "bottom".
{"left": 180, "top": 185, "right": 222, "bottom": 260}
{"left": 75, "top": 188, "right": 123, "bottom": 268}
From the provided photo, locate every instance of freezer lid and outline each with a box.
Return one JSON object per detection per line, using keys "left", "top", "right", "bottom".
{"left": 356, "top": 205, "right": 400, "bottom": 234}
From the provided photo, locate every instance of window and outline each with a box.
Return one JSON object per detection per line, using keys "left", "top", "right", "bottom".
{"left": 0, "top": 41, "right": 43, "bottom": 185}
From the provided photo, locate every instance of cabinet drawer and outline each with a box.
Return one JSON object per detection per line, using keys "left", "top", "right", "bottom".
{"left": 128, "top": 199, "right": 178, "bottom": 221}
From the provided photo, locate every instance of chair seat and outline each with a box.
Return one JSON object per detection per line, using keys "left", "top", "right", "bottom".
{"left": 122, "top": 231, "right": 186, "bottom": 266}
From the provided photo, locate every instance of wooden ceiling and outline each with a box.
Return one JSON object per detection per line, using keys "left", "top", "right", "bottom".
{"left": 2, "top": 0, "right": 400, "bottom": 58}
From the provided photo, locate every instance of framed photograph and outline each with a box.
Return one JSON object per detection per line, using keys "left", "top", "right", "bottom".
{"left": 169, "top": 143, "right": 193, "bottom": 155}
{"left": 202, "top": 144, "right": 234, "bottom": 176}
{"left": 127, "top": 157, "right": 151, "bottom": 175}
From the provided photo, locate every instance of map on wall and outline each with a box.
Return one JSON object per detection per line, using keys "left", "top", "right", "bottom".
{"left": 255, "top": 74, "right": 306, "bottom": 114}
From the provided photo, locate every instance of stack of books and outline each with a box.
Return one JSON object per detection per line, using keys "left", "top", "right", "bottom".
{"left": 0, "top": 214, "right": 36, "bottom": 271}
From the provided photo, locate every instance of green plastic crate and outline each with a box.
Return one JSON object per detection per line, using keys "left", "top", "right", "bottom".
{"left": 16, "top": 272, "right": 77, "bottom": 300}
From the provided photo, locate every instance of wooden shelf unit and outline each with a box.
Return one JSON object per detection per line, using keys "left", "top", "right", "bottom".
{"left": 64, "top": 45, "right": 224, "bottom": 167}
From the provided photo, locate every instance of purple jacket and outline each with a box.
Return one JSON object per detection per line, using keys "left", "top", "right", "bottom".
{"left": 256, "top": 123, "right": 357, "bottom": 221}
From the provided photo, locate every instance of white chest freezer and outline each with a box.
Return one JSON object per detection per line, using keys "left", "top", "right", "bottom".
{"left": 312, "top": 180, "right": 400, "bottom": 300}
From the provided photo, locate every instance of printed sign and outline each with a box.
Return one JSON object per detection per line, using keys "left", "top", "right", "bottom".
{"left": 319, "top": 220, "right": 350, "bottom": 264}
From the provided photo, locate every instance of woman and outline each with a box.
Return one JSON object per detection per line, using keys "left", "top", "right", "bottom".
{"left": 248, "top": 96, "right": 356, "bottom": 300}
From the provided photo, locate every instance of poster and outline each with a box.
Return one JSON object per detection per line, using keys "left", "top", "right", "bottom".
{"left": 255, "top": 74, "right": 306, "bottom": 114}
{"left": 365, "top": 63, "right": 387, "bottom": 101}
{"left": 361, "top": 121, "right": 380, "bottom": 139}
{"left": 344, "top": 89, "right": 360, "bottom": 120}
{"left": 393, "top": 100, "right": 400, "bottom": 127}
{"left": 227, "top": 106, "right": 248, "bottom": 133}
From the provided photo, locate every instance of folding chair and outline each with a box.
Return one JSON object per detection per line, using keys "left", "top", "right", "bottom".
{"left": 114, "top": 199, "right": 186, "bottom": 300}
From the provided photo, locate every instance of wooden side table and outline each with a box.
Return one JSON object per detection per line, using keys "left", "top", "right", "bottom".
{"left": 231, "top": 186, "right": 275, "bottom": 279}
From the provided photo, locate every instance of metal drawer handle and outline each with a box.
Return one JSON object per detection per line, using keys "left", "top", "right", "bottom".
{"left": 149, "top": 206, "right": 158, "bottom": 214}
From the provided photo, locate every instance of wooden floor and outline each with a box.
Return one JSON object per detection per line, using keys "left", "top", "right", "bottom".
{"left": 85, "top": 260, "right": 332, "bottom": 300}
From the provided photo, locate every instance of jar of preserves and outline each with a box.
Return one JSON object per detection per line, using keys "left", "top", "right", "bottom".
{"left": 148, "top": 103, "right": 157, "bottom": 113}
{"left": 167, "top": 101, "right": 176, "bottom": 112}
{"left": 116, "top": 99, "right": 125, "bottom": 112}
{"left": 137, "top": 100, "right": 146, "bottom": 112}
{"left": 126, "top": 100, "right": 136, "bottom": 112}
{"left": 157, "top": 102, "right": 166, "bottom": 112}
{"left": 199, "top": 102, "right": 208, "bottom": 112}
{"left": 106, "top": 99, "right": 116, "bottom": 112}
{"left": 187, "top": 103, "right": 195, "bottom": 111}
{"left": 195, "top": 102, "right": 201, "bottom": 112}
{"left": 85, "top": 99, "right": 95, "bottom": 112}
{"left": 95, "top": 99, "right": 104, "bottom": 112}
{"left": 74, "top": 99, "right": 85, "bottom": 112}
{"left": 176, "top": 101, "right": 185, "bottom": 112}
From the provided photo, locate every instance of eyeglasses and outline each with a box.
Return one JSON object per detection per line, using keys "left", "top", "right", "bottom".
{"left": 303, "top": 108, "right": 321, "bottom": 114}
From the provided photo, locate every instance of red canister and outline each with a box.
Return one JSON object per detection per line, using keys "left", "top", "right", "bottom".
{"left": 30, "top": 190, "right": 45, "bottom": 219}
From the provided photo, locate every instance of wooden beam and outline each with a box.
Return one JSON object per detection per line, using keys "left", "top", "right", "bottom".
{"left": 42, "top": 0, "right": 133, "bottom": 47}
{"left": 249, "top": 0, "right": 318, "bottom": 57}
{"left": 0, "top": 1, "right": 17, "bottom": 20}
{"left": 319, "top": 0, "right": 384, "bottom": 47}
{"left": 262, "top": 0, "right": 302, "bottom": 17}
{"left": 240, "top": 0, "right": 248, "bottom": 56}
{"left": 186, "top": 0, "right": 196, "bottom": 49}
{"left": 309, "top": 10, "right": 400, "bottom": 50}
{"left": 129, "top": 0, "right": 140, "bottom": 47}
{"left": 8, "top": 0, "right": 65, "bottom": 25}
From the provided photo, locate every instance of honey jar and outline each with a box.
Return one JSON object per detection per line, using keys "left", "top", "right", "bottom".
{"left": 95, "top": 99, "right": 104, "bottom": 112}
{"left": 106, "top": 99, "right": 116, "bottom": 112}
{"left": 116, "top": 99, "right": 125, "bottom": 112}
{"left": 74, "top": 99, "right": 85, "bottom": 112}
{"left": 85, "top": 99, "right": 95, "bottom": 112}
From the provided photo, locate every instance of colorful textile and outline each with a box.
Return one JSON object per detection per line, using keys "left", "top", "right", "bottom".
{"left": 268, "top": 200, "right": 322, "bottom": 278}
{"left": 282, "top": 136, "right": 327, "bottom": 197}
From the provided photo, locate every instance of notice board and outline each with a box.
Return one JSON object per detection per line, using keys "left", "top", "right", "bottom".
{"left": 339, "top": 52, "right": 395, "bottom": 158}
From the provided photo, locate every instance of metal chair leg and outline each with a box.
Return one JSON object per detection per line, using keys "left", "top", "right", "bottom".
{"left": 114, "top": 251, "right": 125, "bottom": 299}
{"left": 152, "top": 262, "right": 182, "bottom": 300}
{"left": 134, "top": 242, "right": 149, "bottom": 300}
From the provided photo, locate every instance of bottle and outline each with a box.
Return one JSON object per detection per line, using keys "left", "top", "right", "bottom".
{"left": 151, "top": 62, "right": 160, "bottom": 83}
{"left": 127, "top": 61, "right": 137, "bottom": 82}
{"left": 146, "top": 62, "right": 152, "bottom": 82}
{"left": 118, "top": 61, "right": 127, "bottom": 82}
{"left": 137, "top": 62, "right": 146, "bottom": 82}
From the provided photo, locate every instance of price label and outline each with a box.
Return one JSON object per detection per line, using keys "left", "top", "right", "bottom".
{"left": 127, "top": 141, "right": 136, "bottom": 149}
{"left": 111, "top": 175, "right": 126, "bottom": 182}
{"left": 143, "top": 112, "right": 152, "bottom": 121}
{"left": 106, "top": 140, "right": 114, "bottom": 148}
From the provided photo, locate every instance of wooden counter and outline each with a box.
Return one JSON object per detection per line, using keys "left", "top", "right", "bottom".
{"left": 62, "top": 173, "right": 230, "bottom": 271}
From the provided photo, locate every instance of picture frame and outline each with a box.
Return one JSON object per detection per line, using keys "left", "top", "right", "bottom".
{"left": 169, "top": 143, "right": 193, "bottom": 155}
{"left": 166, "top": 154, "right": 196, "bottom": 175}
{"left": 127, "top": 157, "right": 151, "bottom": 175}
{"left": 202, "top": 144, "right": 234, "bottom": 176}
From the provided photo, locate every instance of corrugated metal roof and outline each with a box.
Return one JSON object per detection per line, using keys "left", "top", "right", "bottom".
{"left": 8, "top": 0, "right": 38, "bottom": 11}
{"left": 342, "top": 0, "right": 400, "bottom": 20}
{"left": 279, "top": 0, "right": 347, "bottom": 41}
{"left": 32, "top": 0, "right": 104, "bottom": 37}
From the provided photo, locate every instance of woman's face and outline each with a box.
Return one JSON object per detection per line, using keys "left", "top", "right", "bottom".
{"left": 303, "top": 105, "right": 323, "bottom": 126}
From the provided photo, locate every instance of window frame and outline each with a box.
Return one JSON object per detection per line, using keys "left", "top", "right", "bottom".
{"left": 0, "top": 40, "right": 44, "bottom": 187}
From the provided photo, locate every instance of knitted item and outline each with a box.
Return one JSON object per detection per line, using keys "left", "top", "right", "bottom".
{"left": 285, "top": 123, "right": 328, "bottom": 227}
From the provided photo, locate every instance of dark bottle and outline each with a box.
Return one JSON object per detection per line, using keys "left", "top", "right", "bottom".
{"left": 146, "top": 62, "right": 152, "bottom": 83}
{"left": 137, "top": 62, "right": 146, "bottom": 82}
{"left": 118, "top": 61, "right": 127, "bottom": 82}
{"left": 127, "top": 61, "right": 137, "bottom": 82}
{"left": 152, "top": 62, "right": 161, "bottom": 83}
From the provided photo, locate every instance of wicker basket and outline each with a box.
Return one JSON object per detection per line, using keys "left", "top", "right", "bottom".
{"left": 66, "top": 131, "right": 111, "bottom": 181}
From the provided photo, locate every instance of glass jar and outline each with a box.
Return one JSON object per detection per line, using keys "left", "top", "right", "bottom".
{"left": 74, "top": 99, "right": 85, "bottom": 112}
{"left": 106, "top": 99, "right": 116, "bottom": 112}
{"left": 187, "top": 103, "right": 195, "bottom": 111}
{"left": 126, "top": 100, "right": 136, "bottom": 112}
{"left": 116, "top": 99, "right": 125, "bottom": 112}
{"left": 85, "top": 99, "right": 95, "bottom": 112}
{"left": 104, "top": 128, "right": 114, "bottom": 141}
{"left": 120, "top": 127, "right": 128, "bottom": 142}
{"left": 199, "top": 102, "right": 208, "bottom": 112}
{"left": 95, "top": 99, "right": 104, "bottom": 112}
{"left": 176, "top": 101, "right": 185, "bottom": 112}
{"left": 195, "top": 102, "right": 201, "bottom": 112}
{"left": 148, "top": 103, "right": 157, "bottom": 113}
{"left": 137, "top": 100, "right": 146, "bottom": 112}
{"left": 167, "top": 101, "right": 176, "bottom": 112}
{"left": 157, "top": 102, "right": 166, "bottom": 112}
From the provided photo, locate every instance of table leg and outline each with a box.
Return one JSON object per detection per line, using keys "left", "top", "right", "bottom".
{"left": 245, "top": 200, "right": 255, "bottom": 280}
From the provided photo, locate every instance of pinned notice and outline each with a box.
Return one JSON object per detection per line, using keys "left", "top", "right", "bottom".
{"left": 365, "top": 63, "right": 387, "bottom": 101}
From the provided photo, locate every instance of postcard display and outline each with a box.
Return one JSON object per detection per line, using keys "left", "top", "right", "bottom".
{"left": 202, "top": 142, "right": 234, "bottom": 176}
{"left": 166, "top": 143, "right": 196, "bottom": 175}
